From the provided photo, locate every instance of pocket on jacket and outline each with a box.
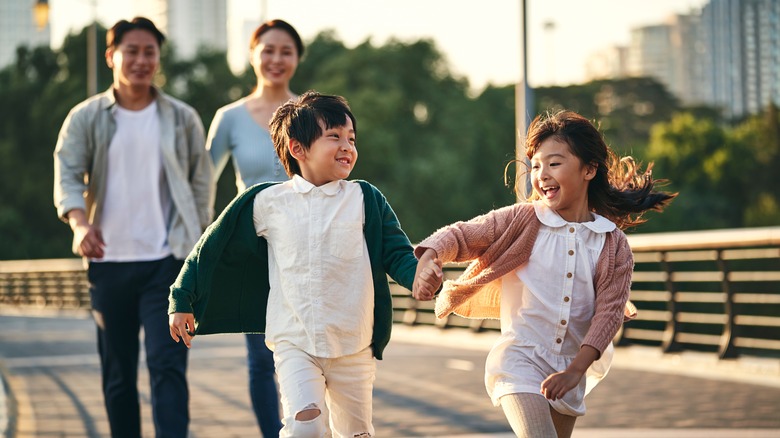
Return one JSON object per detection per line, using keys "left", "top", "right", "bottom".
{"left": 328, "top": 221, "right": 363, "bottom": 260}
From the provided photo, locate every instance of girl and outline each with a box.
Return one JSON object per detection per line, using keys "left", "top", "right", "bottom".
{"left": 412, "top": 110, "right": 676, "bottom": 437}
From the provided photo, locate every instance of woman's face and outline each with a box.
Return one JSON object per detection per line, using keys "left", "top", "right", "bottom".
{"left": 250, "top": 28, "right": 299, "bottom": 88}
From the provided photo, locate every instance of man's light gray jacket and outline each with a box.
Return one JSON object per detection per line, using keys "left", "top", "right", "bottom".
{"left": 53, "top": 87, "right": 214, "bottom": 259}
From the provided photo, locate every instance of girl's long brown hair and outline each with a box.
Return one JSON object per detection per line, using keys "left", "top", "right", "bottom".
{"left": 520, "top": 110, "right": 676, "bottom": 229}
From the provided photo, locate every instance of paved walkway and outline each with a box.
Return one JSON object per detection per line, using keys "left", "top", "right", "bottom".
{"left": 1, "top": 310, "right": 780, "bottom": 437}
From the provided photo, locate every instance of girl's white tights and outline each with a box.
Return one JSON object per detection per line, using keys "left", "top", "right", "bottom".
{"left": 499, "top": 393, "right": 577, "bottom": 438}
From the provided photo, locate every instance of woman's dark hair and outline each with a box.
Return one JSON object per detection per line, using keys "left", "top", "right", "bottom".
{"left": 269, "top": 90, "right": 356, "bottom": 177}
{"left": 522, "top": 110, "right": 676, "bottom": 229}
{"left": 107, "top": 17, "right": 165, "bottom": 50}
{"left": 249, "top": 19, "right": 304, "bottom": 57}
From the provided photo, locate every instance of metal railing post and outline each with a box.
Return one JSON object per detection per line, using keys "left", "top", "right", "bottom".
{"left": 717, "top": 250, "right": 738, "bottom": 359}
{"left": 660, "top": 252, "right": 683, "bottom": 353}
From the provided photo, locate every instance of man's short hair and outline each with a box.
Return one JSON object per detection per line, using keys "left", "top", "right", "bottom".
{"left": 107, "top": 17, "right": 165, "bottom": 50}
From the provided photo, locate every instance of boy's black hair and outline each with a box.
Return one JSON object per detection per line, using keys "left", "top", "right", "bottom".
{"left": 269, "top": 90, "right": 357, "bottom": 177}
{"left": 107, "top": 17, "right": 165, "bottom": 50}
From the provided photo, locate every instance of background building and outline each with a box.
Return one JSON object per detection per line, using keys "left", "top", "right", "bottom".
{"left": 134, "top": 0, "right": 227, "bottom": 59}
{"left": 588, "top": 0, "right": 778, "bottom": 119}
{"left": 0, "top": 0, "right": 51, "bottom": 68}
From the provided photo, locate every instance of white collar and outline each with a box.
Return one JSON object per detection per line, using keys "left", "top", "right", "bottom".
{"left": 532, "top": 200, "right": 616, "bottom": 233}
{"left": 291, "top": 175, "right": 343, "bottom": 196}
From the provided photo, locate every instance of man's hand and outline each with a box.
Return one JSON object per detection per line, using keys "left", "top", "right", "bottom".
{"left": 67, "top": 209, "right": 105, "bottom": 258}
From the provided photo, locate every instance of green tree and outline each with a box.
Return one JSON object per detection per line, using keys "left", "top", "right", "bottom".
{"left": 730, "top": 104, "right": 780, "bottom": 226}
{"left": 645, "top": 112, "right": 751, "bottom": 231}
{"left": 0, "top": 24, "right": 111, "bottom": 259}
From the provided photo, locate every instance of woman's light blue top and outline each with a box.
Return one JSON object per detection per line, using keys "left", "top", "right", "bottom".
{"left": 207, "top": 98, "right": 288, "bottom": 192}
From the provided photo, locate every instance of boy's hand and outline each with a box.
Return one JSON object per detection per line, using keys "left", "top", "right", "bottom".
{"left": 169, "top": 313, "right": 196, "bottom": 348}
{"left": 413, "top": 248, "right": 443, "bottom": 301}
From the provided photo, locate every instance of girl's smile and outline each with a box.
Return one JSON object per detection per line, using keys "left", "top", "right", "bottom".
{"left": 531, "top": 137, "right": 596, "bottom": 223}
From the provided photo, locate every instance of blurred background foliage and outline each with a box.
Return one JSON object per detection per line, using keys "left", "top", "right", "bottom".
{"left": 0, "top": 25, "right": 778, "bottom": 259}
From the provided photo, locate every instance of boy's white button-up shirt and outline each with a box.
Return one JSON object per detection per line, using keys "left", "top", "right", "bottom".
{"left": 252, "top": 175, "right": 374, "bottom": 358}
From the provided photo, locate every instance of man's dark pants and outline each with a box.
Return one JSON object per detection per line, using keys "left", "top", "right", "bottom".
{"left": 88, "top": 255, "right": 188, "bottom": 438}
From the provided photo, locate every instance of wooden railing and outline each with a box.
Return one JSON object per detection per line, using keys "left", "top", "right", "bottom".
{"left": 1, "top": 226, "right": 779, "bottom": 359}
{"left": 392, "top": 226, "right": 780, "bottom": 360}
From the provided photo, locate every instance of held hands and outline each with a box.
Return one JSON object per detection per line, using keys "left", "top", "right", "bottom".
{"left": 412, "top": 248, "right": 443, "bottom": 301}
{"left": 169, "top": 313, "right": 196, "bottom": 348}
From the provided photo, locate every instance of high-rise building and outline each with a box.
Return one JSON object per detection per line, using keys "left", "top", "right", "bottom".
{"left": 131, "top": 0, "right": 227, "bottom": 59}
{"left": 584, "top": 45, "right": 630, "bottom": 82}
{"left": 0, "top": 0, "right": 51, "bottom": 68}
{"left": 589, "top": 0, "right": 778, "bottom": 119}
{"left": 701, "top": 0, "right": 779, "bottom": 118}
{"left": 625, "top": 12, "right": 704, "bottom": 106}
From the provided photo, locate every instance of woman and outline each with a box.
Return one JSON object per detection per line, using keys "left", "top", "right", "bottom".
{"left": 206, "top": 19, "right": 304, "bottom": 437}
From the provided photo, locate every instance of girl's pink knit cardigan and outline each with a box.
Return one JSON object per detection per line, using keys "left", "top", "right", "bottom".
{"left": 415, "top": 202, "right": 637, "bottom": 355}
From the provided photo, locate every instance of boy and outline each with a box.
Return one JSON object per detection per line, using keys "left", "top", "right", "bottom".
{"left": 168, "top": 91, "right": 442, "bottom": 437}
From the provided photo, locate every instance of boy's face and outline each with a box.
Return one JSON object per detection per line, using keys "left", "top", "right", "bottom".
{"left": 294, "top": 117, "right": 357, "bottom": 186}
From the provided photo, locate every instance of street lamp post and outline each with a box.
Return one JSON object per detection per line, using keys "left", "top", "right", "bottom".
{"left": 33, "top": 0, "right": 99, "bottom": 97}
{"left": 516, "top": 0, "right": 531, "bottom": 200}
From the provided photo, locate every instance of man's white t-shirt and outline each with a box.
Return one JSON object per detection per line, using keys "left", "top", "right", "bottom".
{"left": 98, "top": 101, "right": 173, "bottom": 262}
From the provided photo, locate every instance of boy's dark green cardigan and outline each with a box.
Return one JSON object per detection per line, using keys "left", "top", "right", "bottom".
{"left": 168, "top": 180, "right": 417, "bottom": 360}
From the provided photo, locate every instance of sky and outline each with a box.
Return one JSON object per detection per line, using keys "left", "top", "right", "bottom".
{"left": 48, "top": 0, "right": 709, "bottom": 90}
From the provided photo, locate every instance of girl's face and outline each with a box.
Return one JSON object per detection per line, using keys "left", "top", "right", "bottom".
{"left": 250, "top": 28, "right": 299, "bottom": 88}
{"left": 530, "top": 137, "right": 596, "bottom": 223}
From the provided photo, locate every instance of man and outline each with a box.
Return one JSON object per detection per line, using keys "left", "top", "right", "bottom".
{"left": 53, "top": 17, "right": 212, "bottom": 437}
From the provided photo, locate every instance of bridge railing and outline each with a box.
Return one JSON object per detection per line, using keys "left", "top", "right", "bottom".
{"left": 392, "top": 226, "right": 780, "bottom": 360}
{"left": 1, "top": 226, "right": 779, "bottom": 359}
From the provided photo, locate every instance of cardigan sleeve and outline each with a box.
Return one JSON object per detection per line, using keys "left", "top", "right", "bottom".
{"left": 168, "top": 239, "right": 203, "bottom": 314}
{"left": 373, "top": 185, "right": 417, "bottom": 291}
{"left": 581, "top": 230, "right": 634, "bottom": 355}
{"left": 414, "top": 204, "right": 525, "bottom": 263}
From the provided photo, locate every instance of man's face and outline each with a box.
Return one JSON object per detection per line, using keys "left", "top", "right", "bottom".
{"left": 106, "top": 29, "right": 160, "bottom": 90}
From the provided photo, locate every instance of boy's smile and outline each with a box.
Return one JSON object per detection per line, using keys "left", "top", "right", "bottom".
{"left": 294, "top": 118, "right": 357, "bottom": 186}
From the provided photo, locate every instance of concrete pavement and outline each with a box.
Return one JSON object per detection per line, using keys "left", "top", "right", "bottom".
{"left": 1, "top": 310, "right": 780, "bottom": 437}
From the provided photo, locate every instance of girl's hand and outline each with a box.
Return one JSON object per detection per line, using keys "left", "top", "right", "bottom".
{"left": 169, "top": 312, "right": 196, "bottom": 348}
{"left": 540, "top": 370, "right": 583, "bottom": 401}
{"left": 413, "top": 248, "right": 443, "bottom": 300}
{"left": 541, "top": 344, "right": 600, "bottom": 400}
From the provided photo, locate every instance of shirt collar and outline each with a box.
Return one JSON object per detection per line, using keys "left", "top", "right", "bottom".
{"left": 291, "top": 175, "right": 343, "bottom": 196}
{"left": 532, "top": 200, "right": 616, "bottom": 233}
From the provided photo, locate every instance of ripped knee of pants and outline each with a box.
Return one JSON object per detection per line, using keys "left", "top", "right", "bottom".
{"left": 295, "top": 403, "right": 321, "bottom": 421}
{"left": 289, "top": 403, "right": 326, "bottom": 438}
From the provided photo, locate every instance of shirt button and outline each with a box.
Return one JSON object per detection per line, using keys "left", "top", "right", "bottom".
{"left": 568, "top": 250, "right": 574, "bottom": 256}
{"left": 556, "top": 338, "right": 562, "bottom": 344}
{"left": 566, "top": 272, "right": 573, "bottom": 278}
{"left": 561, "top": 320, "right": 567, "bottom": 325}
{"left": 569, "top": 227, "right": 575, "bottom": 233}
{"left": 563, "top": 296, "right": 570, "bottom": 302}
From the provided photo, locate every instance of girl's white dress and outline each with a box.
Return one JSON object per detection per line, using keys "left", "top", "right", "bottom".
{"left": 485, "top": 202, "right": 616, "bottom": 416}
